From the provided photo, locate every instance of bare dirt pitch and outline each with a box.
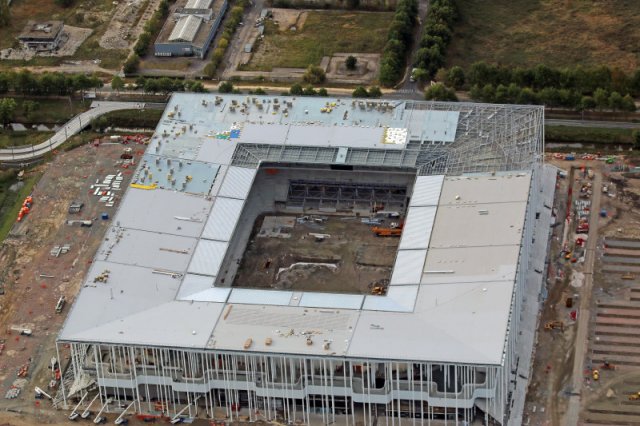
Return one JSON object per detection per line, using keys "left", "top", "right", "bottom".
{"left": 233, "top": 214, "right": 399, "bottom": 294}
{"left": 0, "top": 140, "right": 144, "bottom": 424}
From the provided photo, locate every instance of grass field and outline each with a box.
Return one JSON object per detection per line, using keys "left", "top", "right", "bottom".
{"left": 9, "top": 98, "right": 90, "bottom": 124}
{"left": 546, "top": 126, "right": 634, "bottom": 145}
{"left": 244, "top": 11, "right": 393, "bottom": 71}
{"left": 0, "top": 131, "right": 54, "bottom": 149}
{"left": 0, "top": 0, "right": 126, "bottom": 69}
{"left": 447, "top": 0, "right": 640, "bottom": 72}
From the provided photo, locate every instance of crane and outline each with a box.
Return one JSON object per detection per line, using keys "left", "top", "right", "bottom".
{"left": 81, "top": 394, "right": 100, "bottom": 419}
{"left": 114, "top": 401, "right": 135, "bottom": 425}
{"left": 69, "top": 392, "right": 89, "bottom": 420}
{"left": 34, "top": 386, "right": 53, "bottom": 400}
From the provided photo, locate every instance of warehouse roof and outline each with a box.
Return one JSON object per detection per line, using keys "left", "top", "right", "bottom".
{"left": 58, "top": 93, "right": 542, "bottom": 366}
{"left": 169, "top": 15, "right": 202, "bottom": 42}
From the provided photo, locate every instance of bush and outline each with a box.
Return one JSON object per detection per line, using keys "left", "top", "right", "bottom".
{"left": 352, "top": 86, "right": 368, "bottom": 98}
{"left": 303, "top": 66, "right": 326, "bottom": 84}
{"left": 123, "top": 55, "right": 140, "bottom": 75}
{"left": 368, "top": 86, "right": 382, "bottom": 98}
{"left": 289, "top": 84, "right": 303, "bottom": 96}
{"left": 424, "top": 83, "right": 457, "bottom": 101}
{"left": 346, "top": 56, "right": 357, "bottom": 70}
{"left": 219, "top": 81, "right": 234, "bottom": 93}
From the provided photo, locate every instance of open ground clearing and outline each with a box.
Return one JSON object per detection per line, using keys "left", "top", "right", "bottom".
{"left": 243, "top": 10, "right": 393, "bottom": 71}
{"left": 447, "top": 0, "right": 640, "bottom": 71}
{"left": 0, "top": 0, "right": 132, "bottom": 70}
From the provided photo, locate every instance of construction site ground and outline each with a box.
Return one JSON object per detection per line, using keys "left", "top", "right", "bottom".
{"left": 524, "top": 155, "right": 640, "bottom": 425}
{"left": 233, "top": 214, "right": 399, "bottom": 294}
{"left": 0, "top": 141, "right": 144, "bottom": 424}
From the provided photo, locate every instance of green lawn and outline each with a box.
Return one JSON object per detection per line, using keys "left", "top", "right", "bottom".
{"left": 8, "top": 98, "right": 91, "bottom": 124}
{"left": 545, "top": 126, "right": 634, "bottom": 145}
{"left": 447, "top": 0, "right": 640, "bottom": 72}
{"left": 0, "top": 131, "right": 54, "bottom": 149}
{"left": 244, "top": 11, "right": 393, "bottom": 71}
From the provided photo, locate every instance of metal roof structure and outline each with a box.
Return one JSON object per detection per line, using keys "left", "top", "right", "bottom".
{"left": 59, "top": 94, "right": 543, "bottom": 367}
{"left": 168, "top": 15, "right": 202, "bottom": 42}
{"left": 185, "top": 0, "right": 212, "bottom": 8}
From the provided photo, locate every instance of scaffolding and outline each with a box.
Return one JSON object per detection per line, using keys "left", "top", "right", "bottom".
{"left": 286, "top": 180, "right": 407, "bottom": 211}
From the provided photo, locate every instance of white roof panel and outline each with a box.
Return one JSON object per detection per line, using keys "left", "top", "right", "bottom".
{"left": 216, "top": 167, "right": 257, "bottom": 199}
{"left": 169, "top": 15, "right": 202, "bottom": 42}
{"left": 398, "top": 206, "right": 437, "bottom": 250}
{"left": 390, "top": 249, "right": 428, "bottom": 285}
{"left": 410, "top": 175, "right": 444, "bottom": 207}
{"left": 202, "top": 197, "right": 244, "bottom": 241}
{"left": 188, "top": 240, "right": 228, "bottom": 276}
{"left": 114, "top": 189, "right": 212, "bottom": 237}
{"left": 185, "top": 0, "right": 212, "bottom": 8}
{"left": 439, "top": 174, "right": 531, "bottom": 205}
{"left": 299, "top": 293, "right": 364, "bottom": 310}
{"left": 229, "top": 289, "right": 294, "bottom": 305}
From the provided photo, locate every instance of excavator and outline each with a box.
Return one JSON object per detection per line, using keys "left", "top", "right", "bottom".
{"left": 629, "top": 392, "right": 640, "bottom": 401}
{"left": 371, "top": 222, "right": 403, "bottom": 237}
{"left": 544, "top": 321, "right": 564, "bottom": 331}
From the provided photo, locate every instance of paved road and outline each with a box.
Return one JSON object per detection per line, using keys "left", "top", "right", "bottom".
{"left": 546, "top": 119, "right": 640, "bottom": 129}
{"left": 0, "top": 102, "right": 145, "bottom": 163}
{"left": 564, "top": 171, "right": 603, "bottom": 425}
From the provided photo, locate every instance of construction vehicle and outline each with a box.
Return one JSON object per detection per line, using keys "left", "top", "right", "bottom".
{"left": 114, "top": 401, "right": 135, "bottom": 425}
{"left": 371, "top": 285, "right": 386, "bottom": 295}
{"left": 592, "top": 369, "right": 599, "bottom": 381}
{"left": 34, "top": 386, "right": 52, "bottom": 400}
{"left": 10, "top": 326, "right": 32, "bottom": 336}
{"left": 69, "top": 392, "right": 89, "bottom": 420}
{"left": 93, "top": 397, "right": 112, "bottom": 424}
{"left": 629, "top": 392, "right": 640, "bottom": 401}
{"left": 544, "top": 321, "right": 564, "bottom": 331}
{"left": 55, "top": 296, "right": 66, "bottom": 313}
{"left": 371, "top": 226, "right": 402, "bottom": 237}
{"left": 81, "top": 394, "right": 100, "bottom": 419}
{"left": 601, "top": 361, "right": 616, "bottom": 371}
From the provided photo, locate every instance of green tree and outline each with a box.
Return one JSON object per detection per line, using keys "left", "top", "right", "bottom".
{"left": 123, "top": 55, "right": 140, "bottom": 75}
{"left": 218, "top": 81, "right": 234, "bottom": 93}
{"left": 22, "top": 100, "right": 39, "bottom": 120}
{"left": 516, "top": 88, "right": 538, "bottom": 105}
{"left": 621, "top": 94, "right": 636, "bottom": 112}
{"left": 303, "top": 65, "right": 326, "bottom": 84}
{"left": 481, "top": 84, "right": 495, "bottom": 103}
{"left": 352, "top": 86, "right": 369, "bottom": 98}
{"left": 446, "top": 66, "right": 465, "bottom": 89}
{"left": 580, "top": 96, "right": 596, "bottom": 111}
{"left": 633, "top": 130, "right": 640, "bottom": 149}
{"left": 302, "top": 85, "right": 317, "bottom": 96}
{"left": 424, "top": 83, "right": 457, "bottom": 101}
{"left": 111, "top": 76, "right": 124, "bottom": 93}
{"left": 345, "top": 56, "right": 357, "bottom": 71}
{"left": 317, "top": 88, "right": 328, "bottom": 97}
{"left": 593, "top": 88, "right": 609, "bottom": 110}
{"left": 368, "top": 86, "right": 382, "bottom": 98}
{"left": 0, "top": 0, "right": 10, "bottom": 27}
{"left": 289, "top": 84, "right": 303, "bottom": 96}
{"left": 608, "top": 91, "right": 624, "bottom": 111}
{"left": 0, "top": 98, "right": 17, "bottom": 125}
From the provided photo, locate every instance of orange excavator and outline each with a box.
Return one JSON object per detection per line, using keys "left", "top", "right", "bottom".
{"left": 371, "top": 222, "right": 403, "bottom": 237}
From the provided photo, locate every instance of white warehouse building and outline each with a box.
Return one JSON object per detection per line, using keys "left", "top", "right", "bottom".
{"left": 56, "top": 94, "right": 551, "bottom": 425}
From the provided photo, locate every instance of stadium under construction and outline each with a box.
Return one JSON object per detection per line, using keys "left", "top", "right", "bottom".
{"left": 56, "top": 93, "right": 553, "bottom": 425}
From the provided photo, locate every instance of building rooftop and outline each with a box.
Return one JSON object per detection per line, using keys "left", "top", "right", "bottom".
{"left": 58, "top": 94, "right": 542, "bottom": 366}
{"left": 156, "top": 0, "right": 226, "bottom": 48}
{"left": 18, "top": 20, "right": 63, "bottom": 40}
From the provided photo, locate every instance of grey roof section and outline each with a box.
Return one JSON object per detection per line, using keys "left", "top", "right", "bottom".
{"left": 398, "top": 206, "right": 437, "bottom": 250}
{"left": 185, "top": 0, "right": 212, "bottom": 8}
{"left": 115, "top": 188, "right": 212, "bottom": 237}
{"left": 188, "top": 240, "right": 228, "bottom": 276}
{"left": 202, "top": 197, "right": 244, "bottom": 241}
{"left": 406, "top": 110, "right": 459, "bottom": 142}
{"left": 96, "top": 228, "right": 197, "bottom": 272}
{"left": 298, "top": 293, "right": 364, "bottom": 310}
{"left": 59, "top": 261, "right": 182, "bottom": 340}
{"left": 216, "top": 166, "right": 257, "bottom": 199}
{"left": 68, "top": 301, "right": 225, "bottom": 348}
{"left": 177, "top": 274, "right": 232, "bottom": 302}
{"left": 169, "top": 15, "right": 202, "bottom": 42}
{"left": 228, "top": 289, "right": 293, "bottom": 306}
{"left": 362, "top": 285, "right": 419, "bottom": 312}
{"left": 410, "top": 175, "right": 444, "bottom": 206}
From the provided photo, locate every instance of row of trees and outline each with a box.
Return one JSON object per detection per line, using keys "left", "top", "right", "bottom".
{"left": 378, "top": 0, "right": 418, "bottom": 86}
{"left": 412, "top": 0, "right": 457, "bottom": 81}
{"left": 468, "top": 83, "right": 636, "bottom": 112}
{"left": 112, "top": 75, "right": 207, "bottom": 94}
{"left": 125, "top": 0, "right": 173, "bottom": 74}
{"left": 204, "top": 0, "right": 249, "bottom": 77}
{"left": 0, "top": 70, "right": 102, "bottom": 96}
{"left": 460, "top": 62, "right": 640, "bottom": 96}
{"left": 352, "top": 86, "right": 382, "bottom": 98}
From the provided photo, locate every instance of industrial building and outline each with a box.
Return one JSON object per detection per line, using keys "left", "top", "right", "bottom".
{"left": 154, "top": 0, "right": 227, "bottom": 58}
{"left": 18, "top": 20, "right": 64, "bottom": 51}
{"left": 56, "top": 94, "right": 550, "bottom": 425}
